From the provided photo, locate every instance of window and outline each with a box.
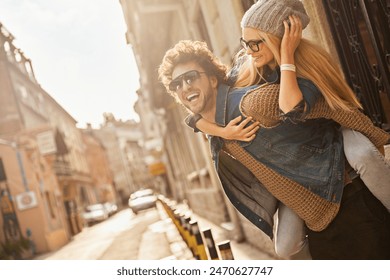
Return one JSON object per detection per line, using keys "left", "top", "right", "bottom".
{"left": 45, "top": 191, "right": 56, "bottom": 219}
{"left": 18, "top": 85, "right": 28, "bottom": 99}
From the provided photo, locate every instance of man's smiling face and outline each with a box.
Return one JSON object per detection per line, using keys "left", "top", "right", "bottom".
{"left": 171, "top": 61, "right": 217, "bottom": 116}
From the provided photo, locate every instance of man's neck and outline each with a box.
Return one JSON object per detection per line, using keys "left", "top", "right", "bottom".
{"left": 201, "top": 109, "right": 216, "bottom": 124}
{"left": 200, "top": 87, "right": 218, "bottom": 124}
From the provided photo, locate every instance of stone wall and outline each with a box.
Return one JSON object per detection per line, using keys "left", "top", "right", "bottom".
{"left": 186, "top": 188, "right": 229, "bottom": 225}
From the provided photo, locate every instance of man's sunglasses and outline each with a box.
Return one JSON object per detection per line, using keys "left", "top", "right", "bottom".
{"left": 169, "top": 70, "right": 206, "bottom": 93}
{"left": 240, "top": 37, "right": 266, "bottom": 52}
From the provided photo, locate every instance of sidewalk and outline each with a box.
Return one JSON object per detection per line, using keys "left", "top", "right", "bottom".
{"left": 33, "top": 205, "right": 276, "bottom": 260}
{"left": 157, "top": 202, "right": 277, "bottom": 260}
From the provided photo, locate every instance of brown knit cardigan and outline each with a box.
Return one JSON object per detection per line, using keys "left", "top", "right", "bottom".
{"left": 222, "top": 83, "right": 389, "bottom": 231}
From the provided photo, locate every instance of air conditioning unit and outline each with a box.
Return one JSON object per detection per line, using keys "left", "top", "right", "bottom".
{"left": 15, "top": 191, "right": 38, "bottom": 211}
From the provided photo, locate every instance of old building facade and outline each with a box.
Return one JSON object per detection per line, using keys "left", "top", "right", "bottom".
{"left": 81, "top": 128, "right": 116, "bottom": 205}
{"left": 0, "top": 22, "right": 98, "bottom": 256}
{"left": 91, "top": 114, "right": 153, "bottom": 206}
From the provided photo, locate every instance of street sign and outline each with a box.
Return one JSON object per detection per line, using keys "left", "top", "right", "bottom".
{"left": 148, "top": 162, "right": 166, "bottom": 176}
{"left": 36, "top": 130, "right": 57, "bottom": 155}
{"left": 15, "top": 191, "right": 38, "bottom": 211}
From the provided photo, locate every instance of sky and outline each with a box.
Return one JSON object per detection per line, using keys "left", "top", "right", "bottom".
{"left": 0, "top": 0, "right": 140, "bottom": 128}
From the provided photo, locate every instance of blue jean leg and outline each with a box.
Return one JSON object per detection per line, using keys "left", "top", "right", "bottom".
{"left": 342, "top": 128, "right": 390, "bottom": 211}
{"left": 274, "top": 203, "right": 311, "bottom": 259}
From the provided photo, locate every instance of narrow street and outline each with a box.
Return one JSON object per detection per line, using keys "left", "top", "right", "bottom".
{"left": 35, "top": 207, "right": 175, "bottom": 260}
{"left": 34, "top": 202, "right": 276, "bottom": 260}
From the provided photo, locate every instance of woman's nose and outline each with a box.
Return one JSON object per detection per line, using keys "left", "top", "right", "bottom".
{"left": 245, "top": 48, "right": 253, "bottom": 55}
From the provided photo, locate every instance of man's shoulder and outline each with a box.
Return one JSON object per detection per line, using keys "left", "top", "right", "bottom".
{"left": 229, "top": 85, "right": 259, "bottom": 97}
{"left": 225, "top": 85, "right": 259, "bottom": 116}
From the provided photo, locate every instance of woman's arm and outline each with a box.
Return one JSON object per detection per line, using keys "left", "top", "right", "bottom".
{"left": 196, "top": 116, "right": 259, "bottom": 142}
{"left": 279, "top": 15, "right": 304, "bottom": 113}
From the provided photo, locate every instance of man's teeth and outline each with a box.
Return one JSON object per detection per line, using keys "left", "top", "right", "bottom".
{"left": 187, "top": 93, "right": 199, "bottom": 101}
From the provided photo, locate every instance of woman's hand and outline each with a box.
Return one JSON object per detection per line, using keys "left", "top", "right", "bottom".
{"left": 281, "top": 15, "right": 302, "bottom": 63}
{"left": 279, "top": 15, "right": 304, "bottom": 113}
{"left": 223, "top": 116, "right": 260, "bottom": 142}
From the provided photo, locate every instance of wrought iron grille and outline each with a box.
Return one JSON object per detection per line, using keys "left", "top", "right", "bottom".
{"left": 323, "top": 0, "right": 390, "bottom": 129}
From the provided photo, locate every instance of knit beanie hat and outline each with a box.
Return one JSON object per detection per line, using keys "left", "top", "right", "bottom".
{"left": 241, "top": 0, "right": 310, "bottom": 37}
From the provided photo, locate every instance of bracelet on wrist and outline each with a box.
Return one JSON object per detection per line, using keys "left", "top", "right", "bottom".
{"left": 280, "top": 64, "right": 296, "bottom": 72}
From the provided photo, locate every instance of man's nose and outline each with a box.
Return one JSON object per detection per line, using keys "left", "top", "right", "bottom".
{"left": 245, "top": 48, "right": 253, "bottom": 55}
{"left": 182, "top": 80, "right": 191, "bottom": 92}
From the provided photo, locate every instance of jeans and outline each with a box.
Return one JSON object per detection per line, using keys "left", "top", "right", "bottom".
{"left": 275, "top": 128, "right": 390, "bottom": 259}
{"left": 274, "top": 204, "right": 311, "bottom": 259}
{"left": 342, "top": 128, "right": 390, "bottom": 211}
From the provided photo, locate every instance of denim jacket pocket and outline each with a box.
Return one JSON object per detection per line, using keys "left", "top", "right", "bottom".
{"left": 247, "top": 132, "right": 333, "bottom": 186}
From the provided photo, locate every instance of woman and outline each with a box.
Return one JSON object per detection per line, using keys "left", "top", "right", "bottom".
{"left": 187, "top": 0, "right": 390, "bottom": 259}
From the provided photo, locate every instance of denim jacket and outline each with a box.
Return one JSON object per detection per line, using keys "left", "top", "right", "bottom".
{"left": 209, "top": 81, "right": 345, "bottom": 237}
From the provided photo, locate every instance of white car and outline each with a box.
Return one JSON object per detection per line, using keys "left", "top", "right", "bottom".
{"left": 104, "top": 202, "right": 118, "bottom": 216}
{"left": 128, "top": 189, "right": 157, "bottom": 214}
{"left": 82, "top": 204, "right": 108, "bottom": 226}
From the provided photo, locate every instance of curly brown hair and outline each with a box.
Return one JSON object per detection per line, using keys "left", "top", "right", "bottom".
{"left": 158, "top": 40, "right": 228, "bottom": 99}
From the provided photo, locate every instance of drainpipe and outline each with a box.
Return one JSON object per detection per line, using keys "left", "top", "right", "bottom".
{"left": 0, "top": 139, "right": 29, "bottom": 191}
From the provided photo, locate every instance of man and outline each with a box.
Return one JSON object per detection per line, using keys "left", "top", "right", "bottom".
{"left": 158, "top": 40, "right": 390, "bottom": 259}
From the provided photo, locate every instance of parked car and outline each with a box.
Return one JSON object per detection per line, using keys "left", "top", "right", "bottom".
{"left": 128, "top": 189, "right": 157, "bottom": 214}
{"left": 104, "top": 202, "right": 118, "bottom": 216}
{"left": 82, "top": 203, "right": 108, "bottom": 226}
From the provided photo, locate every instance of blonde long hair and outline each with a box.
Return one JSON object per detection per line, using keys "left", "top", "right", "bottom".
{"left": 235, "top": 32, "right": 362, "bottom": 111}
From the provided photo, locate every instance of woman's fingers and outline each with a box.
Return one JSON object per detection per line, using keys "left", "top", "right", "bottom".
{"left": 283, "top": 19, "right": 290, "bottom": 36}
{"left": 246, "top": 125, "right": 260, "bottom": 136}
{"left": 241, "top": 126, "right": 260, "bottom": 142}
{"left": 237, "top": 116, "right": 253, "bottom": 128}
{"left": 242, "top": 120, "right": 260, "bottom": 132}
{"left": 239, "top": 117, "right": 259, "bottom": 133}
{"left": 284, "top": 15, "right": 301, "bottom": 35}
{"left": 240, "top": 134, "right": 256, "bottom": 142}
{"left": 290, "top": 15, "right": 302, "bottom": 36}
{"left": 228, "top": 115, "right": 243, "bottom": 126}
{"left": 242, "top": 124, "right": 260, "bottom": 140}
{"left": 283, "top": 15, "right": 302, "bottom": 46}
{"left": 292, "top": 15, "right": 302, "bottom": 37}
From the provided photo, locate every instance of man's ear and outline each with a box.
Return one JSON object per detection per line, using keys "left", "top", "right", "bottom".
{"left": 210, "top": 75, "right": 218, "bottom": 89}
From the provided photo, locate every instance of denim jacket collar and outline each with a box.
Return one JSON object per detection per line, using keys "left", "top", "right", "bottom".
{"left": 208, "top": 83, "right": 233, "bottom": 169}
{"left": 265, "top": 67, "right": 280, "bottom": 83}
{"left": 215, "top": 83, "right": 231, "bottom": 127}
